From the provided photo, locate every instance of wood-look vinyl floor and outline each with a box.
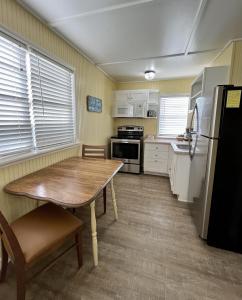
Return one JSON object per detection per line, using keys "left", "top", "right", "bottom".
{"left": 1, "top": 174, "right": 242, "bottom": 299}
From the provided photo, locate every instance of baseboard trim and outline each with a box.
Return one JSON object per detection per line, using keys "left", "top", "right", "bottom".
{"left": 144, "top": 171, "right": 169, "bottom": 177}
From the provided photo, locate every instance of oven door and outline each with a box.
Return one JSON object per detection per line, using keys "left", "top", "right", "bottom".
{"left": 111, "top": 139, "right": 140, "bottom": 164}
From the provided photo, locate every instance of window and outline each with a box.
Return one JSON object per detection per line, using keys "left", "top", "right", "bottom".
{"left": 29, "top": 53, "right": 75, "bottom": 149}
{"left": 158, "top": 96, "right": 189, "bottom": 135}
{"left": 0, "top": 33, "right": 75, "bottom": 162}
{"left": 0, "top": 35, "right": 32, "bottom": 157}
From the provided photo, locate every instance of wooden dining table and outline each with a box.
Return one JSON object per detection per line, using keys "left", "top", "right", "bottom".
{"left": 4, "top": 157, "right": 123, "bottom": 267}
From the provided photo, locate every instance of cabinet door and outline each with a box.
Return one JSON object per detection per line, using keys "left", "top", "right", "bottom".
{"left": 113, "top": 91, "right": 133, "bottom": 117}
{"left": 167, "top": 145, "right": 173, "bottom": 176}
{"left": 170, "top": 153, "right": 178, "bottom": 193}
{"left": 133, "top": 101, "right": 146, "bottom": 117}
{"left": 148, "top": 91, "right": 159, "bottom": 104}
{"left": 175, "top": 155, "right": 191, "bottom": 202}
{"left": 129, "top": 90, "right": 148, "bottom": 102}
{"left": 130, "top": 91, "right": 147, "bottom": 117}
{"left": 115, "top": 91, "right": 129, "bottom": 103}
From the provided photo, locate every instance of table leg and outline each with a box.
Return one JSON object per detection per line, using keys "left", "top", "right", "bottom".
{"left": 90, "top": 201, "right": 98, "bottom": 266}
{"left": 110, "top": 178, "right": 118, "bottom": 220}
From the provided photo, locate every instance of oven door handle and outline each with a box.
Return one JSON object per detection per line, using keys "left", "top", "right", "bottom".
{"left": 111, "top": 139, "right": 141, "bottom": 144}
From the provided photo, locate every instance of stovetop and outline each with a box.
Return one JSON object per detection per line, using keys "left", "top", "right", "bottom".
{"left": 111, "top": 125, "right": 144, "bottom": 140}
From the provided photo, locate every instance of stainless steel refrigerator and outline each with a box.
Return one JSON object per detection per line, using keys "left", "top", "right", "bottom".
{"left": 188, "top": 85, "right": 242, "bottom": 253}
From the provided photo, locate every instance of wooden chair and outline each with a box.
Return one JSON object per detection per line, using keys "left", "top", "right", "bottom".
{"left": 0, "top": 203, "right": 84, "bottom": 300}
{"left": 82, "top": 144, "right": 107, "bottom": 214}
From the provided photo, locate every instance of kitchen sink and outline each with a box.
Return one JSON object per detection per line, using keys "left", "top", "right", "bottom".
{"left": 176, "top": 144, "right": 191, "bottom": 150}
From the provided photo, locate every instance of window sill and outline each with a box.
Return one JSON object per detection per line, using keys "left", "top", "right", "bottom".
{"left": 0, "top": 142, "right": 80, "bottom": 169}
{"left": 156, "top": 135, "right": 177, "bottom": 139}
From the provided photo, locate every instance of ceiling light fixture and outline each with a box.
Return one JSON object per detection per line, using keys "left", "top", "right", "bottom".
{"left": 144, "top": 70, "right": 156, "bottom": 80}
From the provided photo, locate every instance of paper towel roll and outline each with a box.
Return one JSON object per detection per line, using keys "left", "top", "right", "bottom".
{"left": 186, "top": 110, "right": 193, "bottom": 129}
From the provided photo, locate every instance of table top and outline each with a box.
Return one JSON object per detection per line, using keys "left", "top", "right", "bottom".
{"left": 4, "top": 157, "right": 123, "bottom": 208}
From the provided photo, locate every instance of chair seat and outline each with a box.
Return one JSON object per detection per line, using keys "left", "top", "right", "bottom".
{"left": 10, "top": 203, "right": 83, "bottom": 264}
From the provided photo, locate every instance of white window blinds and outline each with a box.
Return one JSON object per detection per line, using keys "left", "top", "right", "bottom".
{"left": 30, "top": 53, "right": 75, "bottom": 149}
{"left": 0, "top": 32, "right": 76, "bottom": 163}
{"left": 158, "top": 96, "right": 189, "bottom": 135}
{"left": 0, "top": 35, "right": 33, "bottom": 157}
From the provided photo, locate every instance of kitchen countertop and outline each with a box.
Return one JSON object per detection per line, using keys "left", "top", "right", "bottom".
{"left": 171, "top": 143, "right": 190, "bottom": 154}
{"left": 144, "top": 137, "right": 190, "bottom": 154}
{"left": 144, "top": 137, "right": 177, "bottom": 144}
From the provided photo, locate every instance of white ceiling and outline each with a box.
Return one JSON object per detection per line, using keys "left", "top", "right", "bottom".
{"left": 19, "top": 0, "right": 242, "bottom": 82}
{"left": 101, "top": 51, "right": 219, "bottom": 82}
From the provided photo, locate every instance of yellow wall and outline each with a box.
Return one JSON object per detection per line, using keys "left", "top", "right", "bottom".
{"left": 114, "top": 78, "right": 194, "bottom": 136}
{"left": 117, "top": 78, "right": 194, "bottom": 92}
{"left": 209, "top": 40, "right": 242, "bottom": 85}
{"left": 209, "top": 43, "right": 234, "bottom": 83}
{"left": 0, "top": 0, "right": 115, "bottom": 221}
{"left": 209, "top": 43, "right": 234, "bottom": 68}
{"left": 230, "top": 41, "right": 242, "bottom": 85}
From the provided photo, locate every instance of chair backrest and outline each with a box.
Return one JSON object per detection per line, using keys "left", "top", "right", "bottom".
{"left": 82, "top": 144, "right": 107, "bottom": 159}
{"left": 0, "top": 210, "right": 25, "bottom": 265}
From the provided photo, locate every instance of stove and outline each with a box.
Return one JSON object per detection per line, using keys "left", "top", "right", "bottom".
{"left": 111, "top": 125, "right": 144, "bottom": 174}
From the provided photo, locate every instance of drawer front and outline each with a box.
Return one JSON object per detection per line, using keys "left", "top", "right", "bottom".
{"left": 144, "top": 159, "right": 168, "bottom": 173}
{"left": 145, "top": 143, "right": 169, "bottom": 153}
{"left": 144, "top": 151, "right": 168, "bottom": 160}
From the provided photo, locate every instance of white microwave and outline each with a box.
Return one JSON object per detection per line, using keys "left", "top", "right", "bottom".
{"left": 113, "top": 100, "right": 146, "bottom": 118}
{"left": 113, "top": 102, "right": 133, "bottom": 117}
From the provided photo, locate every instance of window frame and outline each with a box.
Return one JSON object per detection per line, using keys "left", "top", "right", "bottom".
{"left": 157, "top": 93, "right": 190, "bottom": 138}
{"left": 0, "top": 29, "right": 79, "bottom": 167}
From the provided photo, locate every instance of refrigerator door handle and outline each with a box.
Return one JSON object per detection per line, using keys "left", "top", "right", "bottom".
{"left": 189, "top": 136, "right": 192, "bottom": 158}
{"left": 189, "top": 104, "right": 199, "bottom": 160}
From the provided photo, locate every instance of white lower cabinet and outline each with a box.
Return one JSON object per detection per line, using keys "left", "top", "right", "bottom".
{"left": 167, "top": 145, "right": 173, "bottom": 177}
{"left": 169, "top": 152, "right": 191, "bottom": 202}
{"left": 144, "top": 143, "right": 169, "bottom": 175}
{"left": 144, "top": 142, "right": 191, "bottom": 202}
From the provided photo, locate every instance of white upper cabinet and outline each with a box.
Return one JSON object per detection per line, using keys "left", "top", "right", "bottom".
{"left": 113, "top": 91, "right": 133, "bottom": 118}
{"left": 129, "top": 90, "right": 148, "bottom": 102}
{"left": 113, "top": 89, "right": 159, "bottom": 118}
{"left": 190, "top": 66, "right": 229, "bottom": 110}
{"left": 130, "top": 90, "right": 148, "bottom": 118}
{"left": 148, "top": 91, "right": 159, "bottom": 105}
{"left": 115, "top": 91, "right": 130, "bottom": 103}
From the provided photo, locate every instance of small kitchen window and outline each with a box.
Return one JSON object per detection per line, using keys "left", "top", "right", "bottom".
{"left": 158, "top": 96, "right": 189, "bottom": 136}
{"left": 0, "top": 31, "right": 76, "bottom": 165}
